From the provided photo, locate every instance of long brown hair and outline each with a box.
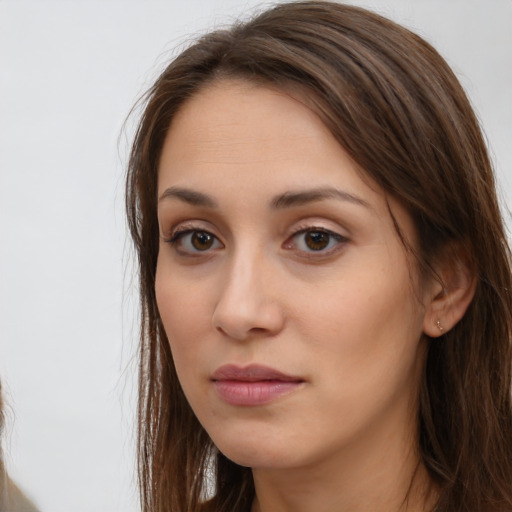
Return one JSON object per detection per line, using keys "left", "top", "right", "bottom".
{"left": 126, "top": 2, "right": 512, "bottom": 511}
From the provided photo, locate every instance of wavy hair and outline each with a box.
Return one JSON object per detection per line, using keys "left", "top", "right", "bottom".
{"left": 126, "top": 2, "right": 512, "bottom": 511}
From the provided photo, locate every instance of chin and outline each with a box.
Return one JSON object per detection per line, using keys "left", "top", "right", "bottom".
{"left": 214, "top": 435, "right": 308, "bottom": 470}
{"left": 217, "top": 442, "right": 279, "bottom": 468}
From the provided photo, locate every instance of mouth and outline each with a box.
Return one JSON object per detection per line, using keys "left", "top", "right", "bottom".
{"left": 211, "top": 364, "right": 305, "bottom": 406}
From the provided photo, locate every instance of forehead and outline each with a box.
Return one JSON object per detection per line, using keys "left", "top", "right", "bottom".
{"left": 158, "top": 79, "right": 369, "bottom": 195}
{"left": 166, "top": 80, "right": 331, "bottom": 155}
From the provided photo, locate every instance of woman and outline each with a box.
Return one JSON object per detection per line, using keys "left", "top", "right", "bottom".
{"left": 126, "top": 2, "right": 512, "bottom": 511}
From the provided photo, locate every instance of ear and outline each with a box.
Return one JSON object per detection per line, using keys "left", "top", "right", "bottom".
{"left": 423, "top": 243, "right": 477, "bottom": 338}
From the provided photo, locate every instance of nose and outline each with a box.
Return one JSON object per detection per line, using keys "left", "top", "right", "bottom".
{"left": 212, "top": 251, "right": 285, "bottom": 341}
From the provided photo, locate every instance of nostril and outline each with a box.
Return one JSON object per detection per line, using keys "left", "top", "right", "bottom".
{"left": 215, "top": 325, "right": 227, "bottom": 336}
{"left": 249, "top": 327, "right": 268, "bottom": 334}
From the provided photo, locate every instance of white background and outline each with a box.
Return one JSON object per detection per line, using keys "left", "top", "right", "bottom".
{"left": 0, "top": 1, "right": 510, "bottom": 511}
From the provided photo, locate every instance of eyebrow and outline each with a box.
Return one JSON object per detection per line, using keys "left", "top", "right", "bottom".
{"left": 271, "top": 187, "right": 370, "bottom": 210}
{"left": 158, "top": 185, "right": 370, "bottom": 210}
{"left": 158, "top": 187, "right": 218, "bottom": 208}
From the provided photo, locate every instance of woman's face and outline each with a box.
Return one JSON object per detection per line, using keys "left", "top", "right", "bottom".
{"left": 155, "top": 80, "right": 434, "bottom": 471}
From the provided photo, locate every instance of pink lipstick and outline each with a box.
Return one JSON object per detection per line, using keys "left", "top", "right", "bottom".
{"left": 211, "top": 364, "right": 304, "bottom": 406}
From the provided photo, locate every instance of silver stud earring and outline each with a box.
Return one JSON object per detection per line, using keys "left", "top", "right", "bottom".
{"left": 436, "top": 320, "right": 444, "bottom": 332}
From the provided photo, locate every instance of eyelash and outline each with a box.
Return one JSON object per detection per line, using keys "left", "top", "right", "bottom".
{"left": 165, "top": 226, "right": 348, "bottom": 257}
{"left": 165, "top": 228, "right": 223, "bottom": 254}
{"left": 284, "top": 227, "right": 348, "bottom": 255}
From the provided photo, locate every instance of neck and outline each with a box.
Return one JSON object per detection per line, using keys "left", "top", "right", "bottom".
{"left": 250, "top": 419, "right": 436, "bottom": 512}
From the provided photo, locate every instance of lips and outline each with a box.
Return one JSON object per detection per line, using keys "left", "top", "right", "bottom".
{"left": 211, "top": 364, "right": 304, "bottom": 406}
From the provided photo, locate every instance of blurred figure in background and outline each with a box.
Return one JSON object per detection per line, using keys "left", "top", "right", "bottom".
{"left": 0, "top": 381, "right": 39, "bottom": 512}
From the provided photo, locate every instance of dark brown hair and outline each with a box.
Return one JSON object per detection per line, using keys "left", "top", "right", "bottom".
{"left": 126, "top": 2, "right": 512, "bottom": 511}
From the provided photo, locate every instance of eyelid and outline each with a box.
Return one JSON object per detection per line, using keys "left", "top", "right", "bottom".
{"left": 162, "top": 219, "right": 216, "bottom": 240}
{"left": 166, "top": 228, "right": 223, "bottom": 254}
{"left": 162, "top": 221, "right": 224, "bottom": 255}
{"left": 282, "top": 224, "right": 349, "bottom": 256}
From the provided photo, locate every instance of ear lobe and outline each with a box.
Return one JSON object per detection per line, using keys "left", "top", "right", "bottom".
{"left": 423, "top": 246, "right": 477, "bottom": 338}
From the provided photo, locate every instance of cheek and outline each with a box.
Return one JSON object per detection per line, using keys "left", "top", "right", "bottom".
{"left": 302, "top": 263, "right": 426, "bottom": 389}
{"left": 155, "top": 263, "right": 210, "bottom": 362}
{"left": 293, "top": 272, "right": 425, "bottom": 445}
{"left": 155, "top": 262, "right": 219, "bottom": 420}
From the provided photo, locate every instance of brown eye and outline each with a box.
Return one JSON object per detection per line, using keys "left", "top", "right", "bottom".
{"left": 191, "top": 231, "right": 214, "bottom": 251}
{"left": 285, "top": 227, "right": 347, "bottom": 255}
{"left": 167, "top": 229, "right": 222, "bottom": 254}
{"left": 304, "top": 231, "right": 330, "bottom": 251}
